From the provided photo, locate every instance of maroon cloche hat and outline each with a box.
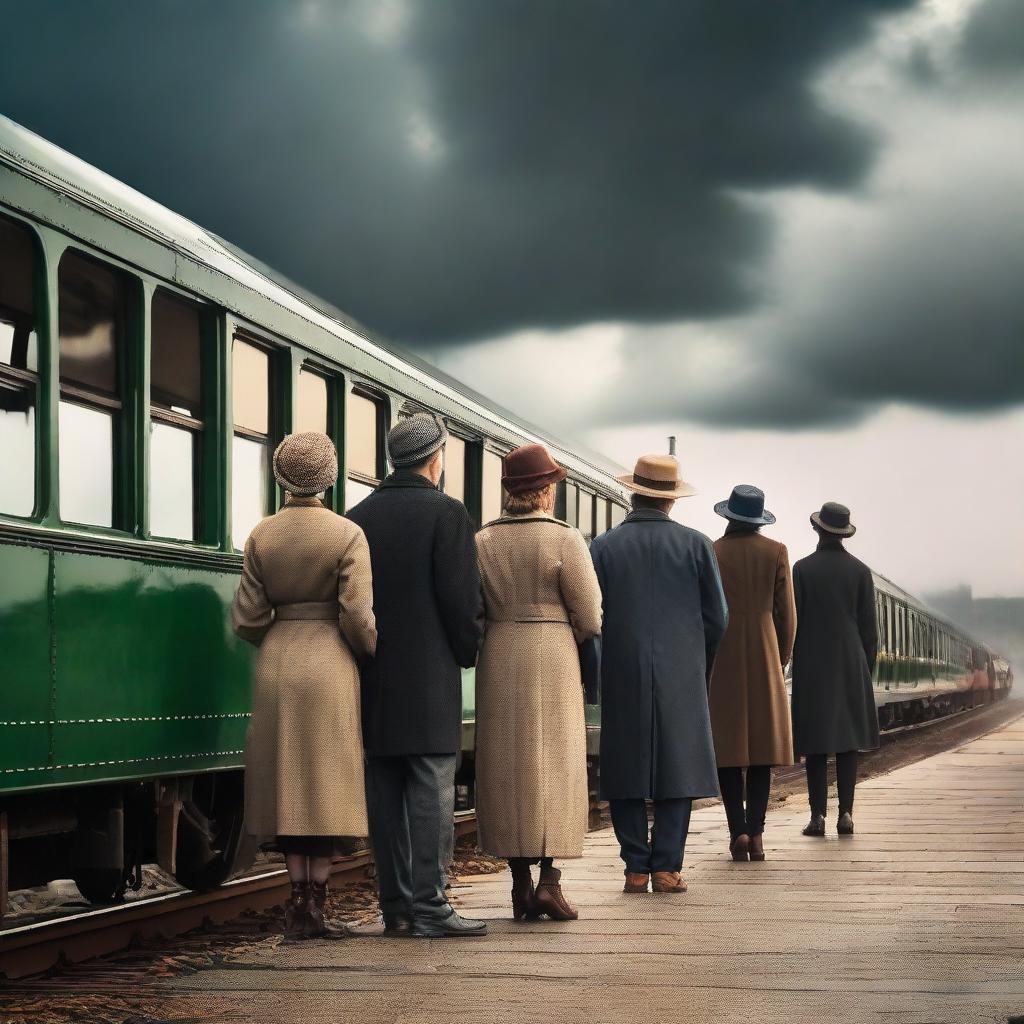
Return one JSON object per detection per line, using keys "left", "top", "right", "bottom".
{"left": 501, "top": 443, "right": 567, "bottom": 495}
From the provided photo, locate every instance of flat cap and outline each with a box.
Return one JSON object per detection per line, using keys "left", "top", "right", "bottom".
{"left": 273, "top": 431, "right": 338, "bottom": 496}
{"left": 386, "top": 413, "right": 447, "bottom": 468}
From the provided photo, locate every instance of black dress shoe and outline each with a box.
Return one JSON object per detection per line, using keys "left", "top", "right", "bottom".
{"left": 802, "top": 814, "right": 826, "bottom": 837}
{"left": 410, "top": 909, "right": 488, "bottom": 938}
{"left": 837, "top": 811, "right": 855, "bottom": 835}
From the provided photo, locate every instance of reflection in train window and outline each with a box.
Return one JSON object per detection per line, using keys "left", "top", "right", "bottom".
{"left": 578, "top": 490, "right": 594, "bottom": 542}
{"left": 444, "top": 433, "right": 466, "bottom": 504}
{"left": 482, "top": 449, "right": 504, "bottom": 524}
{"left": 297, "top": 368, "right": 329, "bottom": 434}
{"left": 58, "top": 250, "right": 127, "bottom": 527}
{"left": 0, "top": 216, "right": 38, "bottom": 517}
{"left": 150, "top": 290, "right": 205, "bottom": 540}
{"left": 232, "top": 338, "right": 272, "bottom": 546}
{"left": 345, "top": 388, "right": 383, "bottom": 511}
{"left": 564, "top": 481, "right": 579, "bottom": 528}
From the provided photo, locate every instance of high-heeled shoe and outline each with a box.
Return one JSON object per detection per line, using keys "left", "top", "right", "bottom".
{"left": 283, "top": 880, "right": 311, "bottom": 943}
{"left": 749, "top": 834, "right": 765, "bottom": 861}
{"left": 802, "top": 814, "right": 826, "bottom": 837}
{"left": 509, "top": 860, "right": 540, "bottom": 921}
{"left": 730, "top": 834, "right": 750, "bottom": 861}
{"left": 307, "top": 881, "right": 348, "bottom": 939}
{"left": 534, "top": 865, "right": 578, "bottom": 921}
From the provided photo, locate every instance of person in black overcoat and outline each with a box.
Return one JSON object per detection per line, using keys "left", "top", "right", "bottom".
{"left": 790, "top": 501, "right": 879, "bottom": 838}
{"left": 347, "top": 413, "right": 486, "bottom": 937}
{"left": 589, "top": 454, "right": 728, "bottom": 895}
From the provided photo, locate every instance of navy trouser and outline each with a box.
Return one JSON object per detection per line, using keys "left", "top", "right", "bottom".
{"left": 365, "top": 754, "right": 456, "bottom": 922}
{"left": 608, "top": 798, "right": 693, "bottom": 874}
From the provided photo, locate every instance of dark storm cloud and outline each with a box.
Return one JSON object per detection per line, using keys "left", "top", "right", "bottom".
{"left": 961, "top": 0, "right": 1024, "bottom": 71}
{"left": 0, "top": 0, "right": 911, "bottom": 350}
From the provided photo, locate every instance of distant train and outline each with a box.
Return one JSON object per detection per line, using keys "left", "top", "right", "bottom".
{"left": 0, "top": 117, "right": 1011, "bottom": 910}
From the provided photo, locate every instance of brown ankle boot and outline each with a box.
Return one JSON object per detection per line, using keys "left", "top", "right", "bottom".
{"left": 534, "top": 865, "right": 578, "bottom": 921}
{"left": 623, "top": 872, "right": 649, "bottom": 893}
{"left": 651, "top": 871, "right": 687, "bottom": 893}
{"left": 307, "top": 881, "right": 348, "bottom": 940}
{"left": 730, "top": 833, "right": 750, "bottom": 861}
{"left": 283, "top": 881, "right": 311, "bottom": 943}
{"left": 749, "top": 834, "right": 765, "bottom": 861}
{"left": 509, "top": 860, "right": 539, "bottom": 922}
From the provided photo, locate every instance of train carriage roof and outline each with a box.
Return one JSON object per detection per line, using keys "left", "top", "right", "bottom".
{"left": 0, "top": 114, "right": 627, "bottom": 487}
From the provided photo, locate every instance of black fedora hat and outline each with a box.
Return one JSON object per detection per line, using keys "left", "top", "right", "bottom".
{"left": 714, "top": 484, "right": 776, "bottom": 526}
{"left": 810, "top": 501, "right": 856, "bottom": 537}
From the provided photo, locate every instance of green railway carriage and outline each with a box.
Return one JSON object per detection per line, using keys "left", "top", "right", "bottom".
{"left": 0, "top": 115, "right": 628, "bottom": 904}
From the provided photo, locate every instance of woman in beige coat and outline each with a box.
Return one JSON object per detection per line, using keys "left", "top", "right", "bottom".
{"left": 708, "top": 485, "right": 796, "bottom": 863}
{"left": 231, "top": 432, "right": 376, "bottom": 940}
{"left": 475, "top": 444, "right": 603, "bottom": 922}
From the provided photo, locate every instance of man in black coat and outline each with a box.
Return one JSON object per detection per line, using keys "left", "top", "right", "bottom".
{"left": 347, "top": 413, "right": 485, "bottom": 937}
{"left": 589, "top": 454, "right": 728, "bottom": 895}
{"left": 790, "top": 501, "right": 879, "bottom": 838}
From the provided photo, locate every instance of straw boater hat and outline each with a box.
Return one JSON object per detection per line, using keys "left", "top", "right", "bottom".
{"left": 273, "top": 431, "right": 339, "bottom": 496}
{"left": 810, "top": 501, "right": 856, "bottom": 537}
{"left": 715, "top": 484, "right": 776, "bottom": 526}
{"left": 617, "top": 454, "right": 696, "bottom": 500}
{"left": 501, "top": 443, "right": 567, "bottom": 495}
{"left": 386, "top": 413, "right": 448, "bottom": 468}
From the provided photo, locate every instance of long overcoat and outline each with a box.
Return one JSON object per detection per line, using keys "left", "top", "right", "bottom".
{"left": 474, "top": 512, "right": 603, "bottom": 859}
{"left": 231, "top": 496, "right": 377, "bottom": 839}
{"left": 790, "top": 538, "right": 880, "bottom": 756}
{"left": 709, "top": 530, "right": 796, "bottom": 768}
{"left": 346, "top": 470, "right": 483, "bottom": 756}
{"left": 589, "top": 509, "right": 729, "bottom": 800}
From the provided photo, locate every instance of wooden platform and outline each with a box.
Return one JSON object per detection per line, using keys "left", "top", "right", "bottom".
{"left": 161, "top": 717, "right": 1024, "bottom": 1023}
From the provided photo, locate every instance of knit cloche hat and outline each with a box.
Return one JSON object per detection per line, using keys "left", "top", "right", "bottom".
{"left": 273, "top": 431, "right": 338, "bottom": 496}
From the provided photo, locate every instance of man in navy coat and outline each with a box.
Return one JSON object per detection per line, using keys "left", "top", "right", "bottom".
{"left": 590, "top": 454, "right": 728, "bottom": 894}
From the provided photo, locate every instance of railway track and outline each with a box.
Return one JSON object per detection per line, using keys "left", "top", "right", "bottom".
{"left": 0, "top": 813, "right": 478, "bottom": 979}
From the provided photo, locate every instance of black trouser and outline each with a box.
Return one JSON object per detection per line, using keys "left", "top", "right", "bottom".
{"left": 508, "top": 857, "right": 554, "bottom": 873}
{"left": 608, "top": 798, "right": 693, "bottom": 874}
{"left": 365, "top": 754, "right": 456, "bottom": 923}
{"left": 717, "top": 765, "right": 772, "bottom": 839}
{"left": 804, "top": 751, "right": 858, "bottom": 817}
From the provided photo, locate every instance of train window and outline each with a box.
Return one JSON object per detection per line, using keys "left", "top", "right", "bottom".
{"left": 481, "top": 449, "right": 504, "bottom": 523}
{"left": 578, "top": 489, "right": 594, "bottom": 542}
{"left": 564, "top": 481, "right": 579, "bottom": 527}
{"left": 0, "top": 216, "right": 38, "bottom": 517}
{"left": 597, "top": 497, "right": 612, "bottom": 535}
{"left": 150, "top": 290, "right": 206, "bottom": 540}
{"left": 58, "top": 250, "right": 128, "bottom": 527}
{"left": 443, "top": 433, "right": 466, "bottom": 504}
{"left": 610, "top": 503, "right": 626, "bottom": 528}
{"left": 231, "top": 338, "right": 272, "bottom": 547}
{"left": 345, "top": 388, "right": 383, "bottom": 511}
{"left": 297, "top": 368, "right": 329, "bottom": 434}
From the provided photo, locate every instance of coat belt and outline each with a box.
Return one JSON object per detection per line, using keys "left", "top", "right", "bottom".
{"left": 488, "top": 603, "right": 571, "bottom": 624}
{"left": 275, "top": 601, "right": 338, "bottom": 621}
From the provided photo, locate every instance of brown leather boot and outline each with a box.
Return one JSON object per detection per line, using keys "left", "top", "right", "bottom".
{"left": 623, "top": 872, "right": 649, "bottom": 893}
{"left": 509, "top": 859, "right": 539, "bottom": 922}
{"left": 651, "top": 871, "right": 687, "bottom": 893}
{"left": 749, "top": 834, "right": 765, "bottom": 861}
{"left": 306, "top": 881, "right": 348, "bottom": 939}
{"left": 283, "top": 881, "right": 311, "bottom": 943}
{"left": 534, "top": 865, "right": 578, "bottom": 921}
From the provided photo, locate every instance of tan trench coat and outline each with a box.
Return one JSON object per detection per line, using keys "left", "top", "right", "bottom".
{"left": 231, "top": 497, "right": 376, "bottom": 839}
{"left": 709, "top": 530, "right": 797, "bottom": 768}
{"left": 474, "top": 512, "right": 603, "bottom": 859}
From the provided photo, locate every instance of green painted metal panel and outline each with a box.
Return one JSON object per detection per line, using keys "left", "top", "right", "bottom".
{"left": 49, "top": 551, "right": 252, "bottom": 788}
{"left": 0, "top": 544, "right": 52, "bottom": 780}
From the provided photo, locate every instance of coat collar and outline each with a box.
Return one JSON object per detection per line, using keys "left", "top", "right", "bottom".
{"left": 624, "top": 509, "right": 672, "bottom": 523}
{"left": 283, "top": 495, "right": 323, "bottom": 508}
{"left": 377, "top": 469, "right": 439, "bottom": 491}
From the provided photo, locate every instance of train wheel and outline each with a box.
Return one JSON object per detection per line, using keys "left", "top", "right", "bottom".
{"left": 173, "top": 774, "right": 256, "bottom": 893}
{"left": 73, "top": 867, "right": 126, "bottom": 905}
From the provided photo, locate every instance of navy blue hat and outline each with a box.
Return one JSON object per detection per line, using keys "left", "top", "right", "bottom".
{"left": 714, "top": 484, "right": 776, "bottom": 526}
{"left": 811, "top": 501, "right": 856, "bottom": 537}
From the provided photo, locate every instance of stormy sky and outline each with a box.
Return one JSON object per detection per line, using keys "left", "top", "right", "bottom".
{"left": 1, "top": 0, "right": 1021, "bottom": 596}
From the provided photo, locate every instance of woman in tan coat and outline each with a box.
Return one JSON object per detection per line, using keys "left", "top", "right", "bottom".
{"left": 231, "top": 432, "right": 376, "bottom": 940}
{"left": 475, "top": 444, "right": 603, "bottom": 921}
{"left": 709, "top": 485, "right": 796, "bottom": 862}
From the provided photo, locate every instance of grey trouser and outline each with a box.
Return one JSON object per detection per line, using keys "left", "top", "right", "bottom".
{"left": 365, "top": 754, "right": 456, "bottom": 922}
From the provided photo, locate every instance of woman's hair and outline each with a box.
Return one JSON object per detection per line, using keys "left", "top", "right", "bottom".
{"left": 504, "top": 484, "right": 553, "bottom": 516}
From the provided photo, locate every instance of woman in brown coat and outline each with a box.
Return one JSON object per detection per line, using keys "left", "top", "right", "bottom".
{"left": 231, "top": 432, "right": 376, "bottom": 940}
{"left": 475, "top": 444, "right": 603, "bottom": 921}
{"left": 708, "top": 485, "right": 796, "bottom": 862}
